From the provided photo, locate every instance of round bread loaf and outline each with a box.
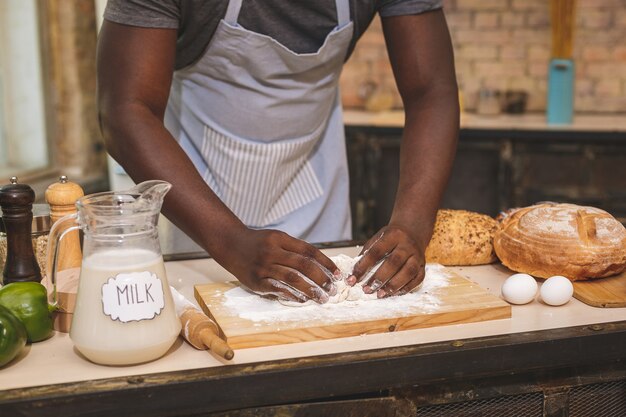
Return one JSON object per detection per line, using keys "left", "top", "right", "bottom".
{"left": 425, "top": 209, "right": 498, "bottom": 266}
{"left": 494, "top": 203, "right": 626, "bottom": 280}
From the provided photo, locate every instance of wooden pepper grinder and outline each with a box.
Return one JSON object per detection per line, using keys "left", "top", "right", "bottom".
{"left": 45, "top": 175, "right": 84, "bottom": 271}
{"left": 0, "top": 177, "right": 42, "bottom": 284}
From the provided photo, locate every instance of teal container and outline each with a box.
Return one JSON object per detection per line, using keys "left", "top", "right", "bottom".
{"left": 546, "top": 59, "right": 575, "bottom": 125}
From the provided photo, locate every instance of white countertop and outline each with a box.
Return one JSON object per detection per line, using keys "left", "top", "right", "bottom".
{"left": 1, "top": 245, "right": 625, "bottom": 391}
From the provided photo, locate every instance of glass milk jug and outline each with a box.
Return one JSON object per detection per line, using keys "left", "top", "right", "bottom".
{"left": 47, "top": 181, "right": 181, "bottom": 365}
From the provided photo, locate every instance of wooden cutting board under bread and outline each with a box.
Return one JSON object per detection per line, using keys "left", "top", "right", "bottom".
{"left": 572, "top": 270, "right": 626, "bottom": 308}
{"left": 194, "top": 268, "right": 511, "bottom": 349}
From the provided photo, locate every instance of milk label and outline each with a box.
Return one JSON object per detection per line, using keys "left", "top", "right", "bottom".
{"left": 101, "top": 271, "right": 165, "bottom": 323}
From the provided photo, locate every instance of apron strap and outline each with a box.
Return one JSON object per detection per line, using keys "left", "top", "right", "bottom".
{"left": 336, "top": 0, "right": 351, "bottom": 27}
{"left": 224, "top": 0, "right": 243, "bottom": 25}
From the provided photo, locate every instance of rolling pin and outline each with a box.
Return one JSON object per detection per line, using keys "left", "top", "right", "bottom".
{"left": 169, "top": 286, "right": 234, "bottom": 360}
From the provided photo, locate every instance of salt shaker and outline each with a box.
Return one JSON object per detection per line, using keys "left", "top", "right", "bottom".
{"left": 0, "top": 177, "right": 42, "bottom": 284}
{"left": 45, "top": 175, "right": 84, "bottom": 271}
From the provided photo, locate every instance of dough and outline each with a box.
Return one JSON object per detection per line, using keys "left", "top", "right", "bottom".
{"left": 278, "top": 254, "right": 380, "bottom": 307}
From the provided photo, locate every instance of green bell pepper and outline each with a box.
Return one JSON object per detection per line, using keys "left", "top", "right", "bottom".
{"left": 0, "top": 282, "right": 54, "bottom": 343}
{"left": 0, "top": 304, "right": 27, "bottom": 367}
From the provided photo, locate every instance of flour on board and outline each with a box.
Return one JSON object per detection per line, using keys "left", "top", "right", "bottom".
{"left": 222, "top": 259, "right": 452, "bottom": 324}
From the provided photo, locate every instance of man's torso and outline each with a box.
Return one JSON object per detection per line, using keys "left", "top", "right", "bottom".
{"left": 103, "top": 0, "right": 442, "bottom": 70}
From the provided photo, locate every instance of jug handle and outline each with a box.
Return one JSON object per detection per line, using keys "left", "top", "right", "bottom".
{"left": 46, "top": 213, "right": 80, "bottom": 306}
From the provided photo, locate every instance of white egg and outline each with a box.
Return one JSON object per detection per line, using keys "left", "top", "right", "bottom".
{"left": 540, "top": 275, "right": 574, "bottom": 306}
{"left": 501, "top": 273, "right": 538, "bottom": 305}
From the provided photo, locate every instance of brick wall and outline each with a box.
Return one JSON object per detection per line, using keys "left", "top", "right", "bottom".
{"left": 340, "top": 0, "right": 626, "bottom": 113}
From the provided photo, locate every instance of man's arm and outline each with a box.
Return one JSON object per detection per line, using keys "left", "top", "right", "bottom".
{"left": 351, "top": 9, "right": 459, "bottom": 296}
{"left": 97, "top": 21, "right": 337, "bottom": 302}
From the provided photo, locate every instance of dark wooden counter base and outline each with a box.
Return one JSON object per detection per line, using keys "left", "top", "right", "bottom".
{"left": 1, "top": 320, "right": 625, "bottom": 417}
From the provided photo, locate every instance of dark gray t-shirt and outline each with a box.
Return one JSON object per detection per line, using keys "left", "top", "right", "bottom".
{"left": 104, "top": 0, "right": 442, "bottom": 70}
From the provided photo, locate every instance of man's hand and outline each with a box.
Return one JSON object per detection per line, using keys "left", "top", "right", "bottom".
{"left": 218, "top": 227, "right": 339, "bottom": 304}
{"left": 349, "top": 225, "right": 426, "bottom": 298}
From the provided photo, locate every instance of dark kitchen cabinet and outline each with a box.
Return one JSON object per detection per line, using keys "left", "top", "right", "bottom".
{"left": 345, "top": 122, "right": 626, "bottom": 240}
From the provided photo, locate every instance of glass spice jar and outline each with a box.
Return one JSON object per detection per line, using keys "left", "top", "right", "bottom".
{"left": 0, "top": 204, "right": 51, "bottom": 279}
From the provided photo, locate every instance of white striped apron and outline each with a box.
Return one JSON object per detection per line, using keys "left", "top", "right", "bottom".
{"left": 164, "top": 0, "right": 353, "bottom": 242}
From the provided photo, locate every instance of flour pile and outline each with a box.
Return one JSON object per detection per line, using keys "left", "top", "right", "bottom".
{"left": 278, "top": 254, "right": 380, "bottom": 306}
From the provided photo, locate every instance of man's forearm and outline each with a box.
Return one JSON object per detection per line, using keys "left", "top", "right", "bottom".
{"left": 101, "top": 103, "right": 246, "bottom": 256}
{"left": 96, "top": 21, "right": 246, "bottom": 259}
{"left": 389, "top": 86, "right": 459, "bottom": 249}
{"left": 381, "top": 10, "right": 459, "bottom": 250}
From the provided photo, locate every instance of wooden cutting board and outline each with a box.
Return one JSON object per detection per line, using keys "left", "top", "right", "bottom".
{"left": 194, "top": 268, "right": 511, "bottom": 349}
{"left": 573, "top": 270, "right": 626, "bottom": 308}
